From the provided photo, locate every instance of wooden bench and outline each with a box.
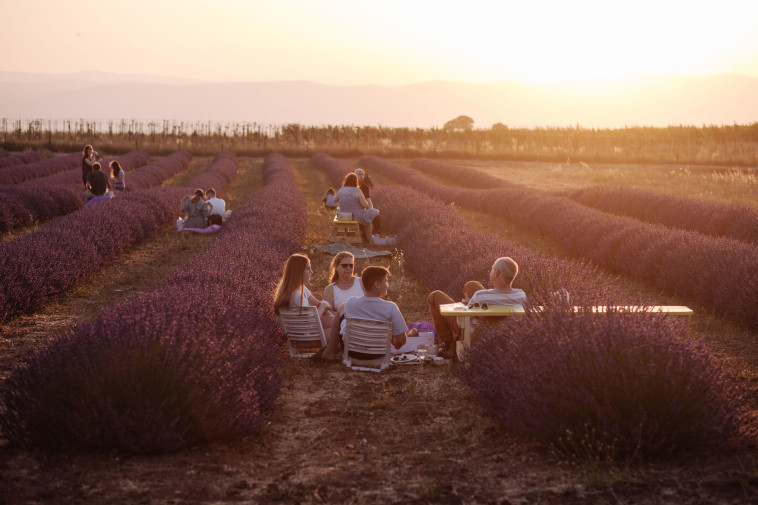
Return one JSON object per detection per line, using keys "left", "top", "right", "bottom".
{"left": 329, "top": 212, "right": 366, "bottom": 245}
{"left": 438, "top": 303, "right": 694, "bottom": 359}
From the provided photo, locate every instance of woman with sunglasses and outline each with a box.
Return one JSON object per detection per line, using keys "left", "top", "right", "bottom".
{"left": 322, "top": 251, "right": 364, "bottom": 312}
{"left": 274, "top": 253, "right": 336, "bottom": 330}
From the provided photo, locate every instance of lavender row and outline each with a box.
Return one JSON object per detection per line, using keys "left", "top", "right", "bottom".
{"left": 0, "top": 152, "right": 232, "bottom": 323}
{"left": 314, "top": 153, "right": 630, "bottom": 305}
{"left": 565, "top": 184, "right": 758, "bottom": 244}
{"left": 410, "top": 157, "right": 516, "bottom": 189}
{"left": 0, "top": 151, "right": 45, "bottom": 170}
{"left": 124, "top": 150, "right": 192, "bottom": 190}
{"left": 0, "top": 153, "right": 80, "bottom": 185}
{"left": 361, "top": 155, "right": 758, "bottom": 330}
{"left": 0, "top": 150, "right": 151, "bottom": 234}
{"left": 461, "top": 307, "right": 754, "bottom": 459}
{"left": 412, "top": 158, "right": 758, "bottom": 245}
{"left": 0, "top": 153, "right": 305, "bottom": 453}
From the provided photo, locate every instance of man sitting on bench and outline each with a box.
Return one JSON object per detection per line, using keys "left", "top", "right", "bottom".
{"left": 322, "top": 265, "right": 418, "bottom": 361}
{"left": 428, "top": 257, "right": 527, "bottom": 359}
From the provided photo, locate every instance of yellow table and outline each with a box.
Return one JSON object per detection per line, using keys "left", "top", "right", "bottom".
{"left": 439, "top": 303, "right": 693, "bottom": 359}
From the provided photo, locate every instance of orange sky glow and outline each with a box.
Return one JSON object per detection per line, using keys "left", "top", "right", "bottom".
{"left": 2, "top": 0, "right": 758, "bottom": 86}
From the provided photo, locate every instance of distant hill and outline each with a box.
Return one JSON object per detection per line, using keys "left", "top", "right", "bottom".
{"left": 1, "top": 71, "right": 756, "bottom": 128}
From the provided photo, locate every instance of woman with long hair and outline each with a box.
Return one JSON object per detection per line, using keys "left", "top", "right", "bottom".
{"left": 273, "top": 253, "right": 335, "bottom": 330}
{"left": 322, "top": 252, "right": 364, "bottom": 311}
{"left": 109, "top": 160, "right": 125, "bottom": 193}
{"left": 333, "top": 172, "right": 381, "bottom": 245}
{"left": 179, "top": 188, "right": 210, "bottom": 229}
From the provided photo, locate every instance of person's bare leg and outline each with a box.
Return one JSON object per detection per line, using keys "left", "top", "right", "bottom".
{"left": 323, "top": 303, "right": 346, "bottom": 360}
{"left": 362, "top": 222, "right": 375, "bottom": 246}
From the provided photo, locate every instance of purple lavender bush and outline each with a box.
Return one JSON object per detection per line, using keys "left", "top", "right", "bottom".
{"left": 124, "top": 150, "right": 192, "bottom": 190}
{"left": 0, "top": 151, "right": 45, "bottom": 169}
{"left": 0, "top": 153, "right": 80, "bottom": 185}
{"left": 411, "top": 157, "right": 518, "bottom": 189}
{"left": 567, "top": 184, "right": 758, "bottom": 245}
{"left": 460, "top": 307, "right": 755, "bottom": 460}
{"left": 0, "top": 153, "right": 304, "bottom": 453}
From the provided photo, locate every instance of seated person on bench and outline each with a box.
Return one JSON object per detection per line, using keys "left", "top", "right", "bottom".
{"left": 322, "top": 187, "right": 338, "bottom": 209}
{"left": 333, "top": 173, "right": 381, "bottom": 246}
{"left": 322, "top": 265, "right": 418, "bottom": 361}
{"left": 354, "top": 168, "right": 382, "bottom": 235}
{"left": 428, "top": 257, "right": 527, "bottom": 359}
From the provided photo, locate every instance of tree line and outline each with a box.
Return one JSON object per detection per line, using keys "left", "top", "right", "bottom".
{"left": 2, "top": 117, "right": 757, "bottom": 167}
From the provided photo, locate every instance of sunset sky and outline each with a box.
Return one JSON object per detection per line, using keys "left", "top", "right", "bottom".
{"left": 3, "top": 0, "right": 758, "bottom": 85}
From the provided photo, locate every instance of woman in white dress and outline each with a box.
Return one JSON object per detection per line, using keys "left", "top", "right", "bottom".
{"left": 322, "top": 252, "right": 365, "bottom": 312}
{"left": 273, "top": 253, "right": 335, "bottom": 331}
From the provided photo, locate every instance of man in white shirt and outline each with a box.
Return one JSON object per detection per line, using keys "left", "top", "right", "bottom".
{"left": 428, "top": 257, "right": 527, "bottom": 359}
{"left": 205, "top": 188, "right": 231, "bottom": 222}
{"left": 322, "top": 266, "right": 418, "bottom": 361}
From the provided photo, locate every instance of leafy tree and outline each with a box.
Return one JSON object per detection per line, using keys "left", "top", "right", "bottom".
{"left": 443, "top": 115, "right": 475, "bottom": 131}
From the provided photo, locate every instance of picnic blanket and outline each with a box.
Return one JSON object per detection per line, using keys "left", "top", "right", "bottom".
{"left": 83, "top": 194, "right": 114, "bottom": 207}
{"left": 311, "top": 242, "right": 393, "bottom": 258}
{"left": 180, "top": 224, "right": 222, "bottom": 234}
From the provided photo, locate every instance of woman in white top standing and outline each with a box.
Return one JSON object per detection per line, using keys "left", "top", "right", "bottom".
{"left": 323, "top": 252, "right": 365, "bottom": 311}
{"left": 273, "top": 253, "right": 335, "bottom": 330}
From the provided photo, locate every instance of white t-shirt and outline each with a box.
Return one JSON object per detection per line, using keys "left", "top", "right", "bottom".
{"left": 330, "top": 277, "right": 365, "bottom": 308}
{"left": 206, "top": 197, "right": 226, "bottom": 217}
{"left": 469, "top": 288, "right": 527, "bottom": 307}
{"left": 342, "top": 295, "right": 408, "bottom": 335}
{"left": 468, "top": 288, "right": 527, "bottom": 333}
{"left": 290, "top": 286, "right": 312, "bottom": 308}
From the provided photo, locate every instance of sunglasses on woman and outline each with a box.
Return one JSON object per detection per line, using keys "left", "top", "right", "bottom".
{"left": 340, "top": 263, "right": 354, "bottom": 268}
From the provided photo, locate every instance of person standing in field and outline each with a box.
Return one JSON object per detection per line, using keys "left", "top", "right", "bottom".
{"left": 81, "top": 144, "right": 101, "bottom": 187}
{"left": 428, "top": 257, "right": 527, "bottom": 359}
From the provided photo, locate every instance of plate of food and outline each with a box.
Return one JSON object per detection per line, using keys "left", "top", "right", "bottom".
{"left": 390, "top": 353, "right": 422, "bottom": 365}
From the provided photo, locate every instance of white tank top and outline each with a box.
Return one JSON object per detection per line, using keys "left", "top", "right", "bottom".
{"left": 331, "top": 277, "right": 365, "bottom": 308}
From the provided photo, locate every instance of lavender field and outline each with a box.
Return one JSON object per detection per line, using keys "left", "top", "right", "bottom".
{"left": 0, "top": 151, "right": 756, "bottom": 504}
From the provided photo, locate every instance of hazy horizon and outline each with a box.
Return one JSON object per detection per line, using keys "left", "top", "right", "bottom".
{"left": 2, "top": 70, "right": 757, "bottom": 129}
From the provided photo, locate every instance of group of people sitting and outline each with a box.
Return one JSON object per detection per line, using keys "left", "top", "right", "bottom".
{"left": 178, "top": 188, "right": 231, "bottom": 230}
{"left": 81, "top": 144, "right": 125, "bottom": 204}
{"left": 273, "top": 252, "right": 526, "bottom": 362}
{"left": 322, "top": 168, "right": 391, "bottom": 247}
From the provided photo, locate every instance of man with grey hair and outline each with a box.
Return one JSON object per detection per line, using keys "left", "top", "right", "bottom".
{"left": 354, "top": 168, "right": 381, "bottom": 235}
{"left": 428, "top": 257, "right": 527, "bottom": 359}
